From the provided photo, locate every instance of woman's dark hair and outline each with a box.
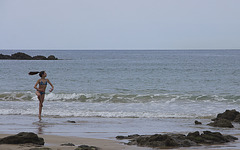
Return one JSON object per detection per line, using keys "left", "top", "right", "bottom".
{"left": 29, "top": 71, "right": 45, "bottom": 77}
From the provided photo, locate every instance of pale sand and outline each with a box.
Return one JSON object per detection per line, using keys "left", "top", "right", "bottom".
{"left": 0, "top": 134, "right": 148, "bottom": 150}
{"left": 1, "top": 134, "right": 240, "bottom": 150}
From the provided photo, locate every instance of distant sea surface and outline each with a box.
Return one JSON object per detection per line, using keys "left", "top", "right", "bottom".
{"left": 1, "top": 50, "right": 240, "bottom": 118}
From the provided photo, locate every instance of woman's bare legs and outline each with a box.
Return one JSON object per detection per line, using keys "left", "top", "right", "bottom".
{"left": 36, "top": 91, "right": 44, "bottom": 121}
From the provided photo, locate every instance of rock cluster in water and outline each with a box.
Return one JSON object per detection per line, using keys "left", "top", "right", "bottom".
{"left": 0, "top": 52, "right": 58, "bottom": 60}
{"left": 208, "top": 109, "right": 240, "bottom": 128}
{"left": 0, "top": 132, "right": 44, "bottom": 145}
{"left": 116, "top": 131, "right": 238, "bottom": 149}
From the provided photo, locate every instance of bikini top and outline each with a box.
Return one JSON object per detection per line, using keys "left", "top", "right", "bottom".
{"left": 40, "top": 80, "right": 47, "bottom": 85}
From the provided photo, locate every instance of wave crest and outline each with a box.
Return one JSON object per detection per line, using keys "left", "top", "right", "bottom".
{"left": 1, "top": 92, "right": 240, "bottom": 104}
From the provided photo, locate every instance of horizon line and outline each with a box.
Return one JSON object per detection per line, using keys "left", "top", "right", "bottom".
{"left": 1, "top": 48, "right": 240, "bottom": 51}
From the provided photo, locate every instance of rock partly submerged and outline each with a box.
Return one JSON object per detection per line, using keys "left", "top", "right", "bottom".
{"left": 116, "top": 131, "right": 238, "bottom": 149}
{"left": 194, "top": 120, "right": 202, "bottom": 125}
{"left": 208, "top": 109, "right": 240, "bottom": 128}
{"left": 0, "top": 52, "right": 58, "bottom": 60}
{"left": 212, "top": 109, "right": 240, "bottom": 121}
{"left": 0, "top": 132, "right": 44, "bottom": 145}
{"left": 208, "top": 119, "right": 234, "bottom": 128}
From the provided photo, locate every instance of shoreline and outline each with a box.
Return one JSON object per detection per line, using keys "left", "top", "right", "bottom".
{"left": 1, "top": 133, "right": 240, "bottom": 150}
{"left": 0, "top": 134, "right": 149, "bottom": 150}
{"left": 1, "top": 115, "right": 240, "bottom": 149}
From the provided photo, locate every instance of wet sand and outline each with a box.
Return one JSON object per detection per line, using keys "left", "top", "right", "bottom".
{"left": 0, "top": 134, "right": 150, "bottom": 150}
{"left": 0, "top": 115, "right": 240, "bottom": 149}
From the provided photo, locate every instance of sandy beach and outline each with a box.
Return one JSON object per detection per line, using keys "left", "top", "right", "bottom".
{"left": 0, "top": 115, "right": 240, "bottom": 149}
{"left": 0, "top": 134, "right": 150, "bottom": 150}
{"left": 1, "top": 133, "right": 240, "bottom": 150}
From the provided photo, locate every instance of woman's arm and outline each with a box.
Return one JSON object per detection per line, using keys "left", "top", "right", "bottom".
{"left": 34, "top": 79, "right": 40, "bottom": 90}
{"left": 47, "top": 79, "right": 54, "bottom": 92}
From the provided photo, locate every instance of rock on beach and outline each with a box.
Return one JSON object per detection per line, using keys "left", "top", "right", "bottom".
{"left": 212, "top": 109, "right": 240, "bottom": 121}
{"left": 0, "top": 132, "right": 44, "bottom": 145}
{"left": 75, "top": 145, "right": 99, "bottom": 150}
{"left": 116, "top": 131, "right": 238, "bottom": 149}
{"left": 207, "top": 109, "right": 240, "bottom": 128}
{"left": 208, "top": 119, "right": 234, "bottom": 128}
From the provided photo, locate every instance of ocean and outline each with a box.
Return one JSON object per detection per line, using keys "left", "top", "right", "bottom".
{"left": 1, "top": 50, "right": 240, "bottom": 119}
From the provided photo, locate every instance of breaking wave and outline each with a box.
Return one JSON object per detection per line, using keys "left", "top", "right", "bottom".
{"left": 1, "top": 92, "right": 240, "bottom": 104}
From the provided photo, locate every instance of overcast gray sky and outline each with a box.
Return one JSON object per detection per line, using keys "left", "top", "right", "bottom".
{"left": 1, "top": 0, "right": 240, "bottom": 50}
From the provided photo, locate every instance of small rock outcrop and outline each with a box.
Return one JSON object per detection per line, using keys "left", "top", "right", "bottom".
{"left": 207, "top": 109, "right": 240, "bottom": 128}
{"left": 212, "top": 109, "right": 240, "bottom": 121}
{"left": 0, "top": 52, "right": 58, "bottom": 60}
{"left": 0, "top": 132, "right": 44, "bottom": 145}
{"left": 48, "top": 55, "right": 57, "bottom": 60}
{"left": 208, "top": 119, "right": 234, "bottom": 128}
{"left": 11, "top": 52, "right": 32, "bottom": 60}
{"left": 195, "top": 120, "right": 202, "bottom": 125}
{"left": 116, "top": 131, "right": 237, "bottom": 149}
{"left": 67, "top": 120, "right": 76, "bottom": 123}
{"left": 186, "top": 131, "right": 237, "bottom": 144}
{"left": 234, "top": 114, "right": 240, "bottom": 122}
{"left": 75, "top": 145, "right": 99, "bottom": 150}
{"left": 32, "top": 55, "right": 47, "bottom": 60}
{"left": 0, "top": 54, "right": 11, "bottom": 59}
{"left": 29, "top": 148, "right": 52, "bottom": 150}
{"left": 61, "top": 143, "right": 75, "bottom": 146}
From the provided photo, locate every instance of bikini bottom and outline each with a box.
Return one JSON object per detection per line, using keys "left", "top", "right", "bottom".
{"left": 38, "top": 90, "right": 45, "bottom": 95}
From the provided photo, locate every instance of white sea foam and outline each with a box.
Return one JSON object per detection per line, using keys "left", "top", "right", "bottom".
{"left": 0, "top": 98, "right": 239, "bottom": 119}
{"left": 1, "top": 92, "right": 240, "bottom": 104}
{"left": 1, "top": 91, "right": 240, "bottom": 119}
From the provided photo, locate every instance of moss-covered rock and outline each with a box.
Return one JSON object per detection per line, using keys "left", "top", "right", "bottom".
{"left": 0, "top": 132, "right": 44, "bottom": 145}
{"left": 75, "top": 145, "right": 99, "bottom": 150}
{"left": 208, "top": 119, "right": 234, "bottom": 128}
{"left": 117, "top": 131, "right": 238, "bottom": 149}
{"left": 212, "top": 109, "right": 240, "bottom": 121}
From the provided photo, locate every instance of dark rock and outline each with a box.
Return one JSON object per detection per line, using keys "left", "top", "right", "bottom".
{"left": 212, "top": 109, "right": 240, "bottom": 121}
{"left": 117, "top": 131, "right": 238, "bottom": 149}
{"left": 234, "top": 114, "right": 240, "bottom": 122}
{"left": 187, "top": 131, "right": 204, "bottom": 143}
{"left": 116, "top": 135, "right": 125, "bottom": 140}
{"left": 208, "top": 119, "right": 234, "bottom": 128}
{"left": 61, "top": 143, "right": 75, "bottom": 146}
{"left": 165, "top": 137, "right": 179, "bottom": 147}
{"left": 201, "top": 131, "right": 226, "bottom": 144}
{"left": 11, "top": 52, "right": 32, "bottom": 60}
{"left": 116, "top": 134, "right": 140, "bottom": 140}
{"left": 224, "top": 135, "right": 239, "bottom": 142}
{"left": 48, "top": 55, "right": 58, "bottom": 60}
{"left": 0, "top": 54, "right": 12, "bottom": 59}
{"left": 187, "top": 131, "right": 237, "bottom": 144}
{"left": 29, "top": 148, "right": 52, "bottom": 150}
{"left": 75, "top": 145, "right": 99, "bottom": 150}
{"left": 0, "top": 132, "right": 44, "bottom": 145}
{"left": 128, "top": 134, "right": 189, "bottom": 148}
{"left": 187, "top": 131, "right": 200, "bottom": 137}
{"left": 169, "top": 134, "right": 196, "bottom": 147}
{"left": 32, "top": 55, "right": 47, "bottom": 60}
{"left": 67, "top": 120, "right": 76, "bottom": 123}
{"left": 195, "top": 120, "right": 202, "bottom": 125}
{"left": 0, "top": 52, "right": 58, "bottom": 60}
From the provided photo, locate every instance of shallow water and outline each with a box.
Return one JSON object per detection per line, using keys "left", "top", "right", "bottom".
{"left": 1, "top": 50, "right": 240, "bottom": 119}
{"left": 1, "top": 50, "right": 240, "bottom": 149}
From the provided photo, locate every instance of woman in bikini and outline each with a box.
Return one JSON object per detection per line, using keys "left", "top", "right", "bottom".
{"left": 29, "top": 71, "right": 54, "bottom": 120}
